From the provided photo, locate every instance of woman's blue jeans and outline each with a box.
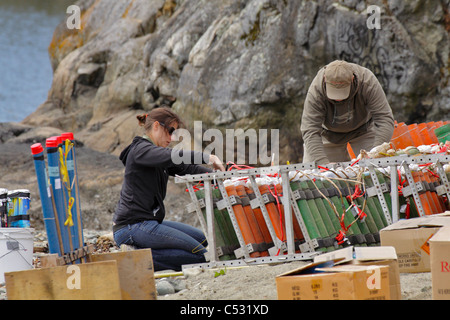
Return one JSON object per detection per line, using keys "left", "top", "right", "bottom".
{"left": 113, "top": 220, "right": 208, "bottom": 271}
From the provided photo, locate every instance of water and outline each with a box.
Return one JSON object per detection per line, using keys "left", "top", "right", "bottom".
{"left": 0, "top": 0, "right": 73, "bottom": 123}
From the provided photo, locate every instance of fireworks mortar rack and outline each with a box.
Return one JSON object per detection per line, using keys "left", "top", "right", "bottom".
{"left": 30, "top": 132, "right": 89, "bottom": 265}
{"left": 175, "top": 152, "right": 450, "bottom": 271}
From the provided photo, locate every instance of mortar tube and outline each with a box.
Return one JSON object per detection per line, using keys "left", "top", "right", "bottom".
{"left": 362, "top": 173, "right": 389, "bottom": 228}
{"left": 351, "top": 173, "right": 385, "bottom": 230}
{"left": 427, "top": 170, "right": 447, "bottom": 212}
{"left": 391, "top": 123, "right": 414, "bottom": 149}
{"left": 61, "top": 132, "right": 84, "bottom": 237}
{"left": 244, "top": 186, "right": 273, "bottom": 245}
{"left": 408, "top": 124, "right": 425, "bottom": 147}
{"left": 297, "top": 179, "right": 343, "bottom": 250}
{"left": 31, "top": 143, "right": 62, "bottom": 255}
{"left": 46, "top": 136, "right": 71, "bottom": 254}
{"left": 332, "top": 178, "right": 377, "bottom": 245}
{"left": 225, "top": 185, "right": 260, "bottom": 258}
{"left": 257, "top": 185, "right": 285, "bottom": 241}
{"left": 435, "top": 121, "right": 444, "bottom": 128}
{"left": 425, "top": 122, "right": 439, "bottom": 144}
{"left": 57, "top": 136, "right": 74, "bottom": 254}
{"left": 211, "top": 188, "right": 240, "bottom": 251}
{"left": 195, "top": 189, "right": 234, "bottom": 260}
{"left": 304, "top": 180, "right": 341, "bottom": 236}
{"left": 289, "top": 180, "right": 332, "bottom": 252}
{"left": 60, "top": 133, "right": 82, "bottom": 252}
{"left": 343, "top": 180, "right": 382, "bottom": 233}
{"left": 274, "top": 184, "right": 304, "bottom": 243}
{"left": 411, "top": 171, "right": 436, "bottom": 215}
{"left": 434, "top": 123, "right": 450, "bottom": 138}
{"left": 417, "top": 123, "right": 435, "bottom": 145}
{"left": 297, "top": 180, "right": 335, "bottom": 236}
{"left": 420, "top": 170, "right": 444, "bottom": 214}
{"left": 211, "top": 188, "right": 239, "bottom": 259}
{"left": 320, "top": 179, "right": 366, "bottom": 247}
{"left": 307, "top": 178, "right": 355, "bottom": 247}
{"left": 235, "top": 185, "right": 269, "bottom": 256}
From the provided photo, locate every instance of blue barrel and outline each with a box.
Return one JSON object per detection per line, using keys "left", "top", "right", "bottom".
{"left": 60, "top": 132, "right": 83, "bottom": 251}
{"left": 46, "top": 136, "right": 71, "bottom": 254}
{"left": 31, "top": 143, "right": 62, "bottom": 255}
{"left": 7, "top": 189, "right": 31, "bottom": 228}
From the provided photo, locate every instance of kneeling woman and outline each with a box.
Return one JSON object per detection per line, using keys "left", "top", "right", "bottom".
{"left": 113, "top": 107, "right": 224, "bottom": 271}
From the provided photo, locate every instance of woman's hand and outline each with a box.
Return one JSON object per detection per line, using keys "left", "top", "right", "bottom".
{"left": 208, "top": 155, "right": 225, "bottom": 171}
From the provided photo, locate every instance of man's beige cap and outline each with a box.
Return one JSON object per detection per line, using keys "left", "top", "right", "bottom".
{"left": 324, "top": 60, "right": 353, "bottom": 100}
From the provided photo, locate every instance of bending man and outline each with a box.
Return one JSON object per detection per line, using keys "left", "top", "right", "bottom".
{"left": 301, "top": 60, "right": 394, "bottom": 165}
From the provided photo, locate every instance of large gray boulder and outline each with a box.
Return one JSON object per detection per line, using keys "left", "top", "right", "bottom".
{"left": 22, "top": 0, "right": 450, "bottom": 163}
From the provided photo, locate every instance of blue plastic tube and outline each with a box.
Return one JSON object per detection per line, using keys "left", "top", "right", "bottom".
{"left": 60, "top": 132, "right": 83, "bottom": 251}
{"left": 31, "top": 143, "right": 62, "bottom": 255}
{"left": 46, "top": 136, "right": 71, "bottom": 254}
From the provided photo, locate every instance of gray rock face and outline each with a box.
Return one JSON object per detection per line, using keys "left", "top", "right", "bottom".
{"left": 22, "top": 0, "right": 450, "bottom": 162}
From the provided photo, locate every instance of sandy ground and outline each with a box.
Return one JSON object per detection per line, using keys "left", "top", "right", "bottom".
{"left": 156, "top": 260, "right": 432, "bottom": 300}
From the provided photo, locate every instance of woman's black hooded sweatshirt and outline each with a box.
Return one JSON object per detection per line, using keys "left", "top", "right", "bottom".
{"left": 113, "top": 136, "right": 211, "bottom": 232}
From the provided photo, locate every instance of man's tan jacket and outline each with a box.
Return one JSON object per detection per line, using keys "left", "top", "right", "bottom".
{"left": 301, "top": 62, "right": 394, "bottom": 164}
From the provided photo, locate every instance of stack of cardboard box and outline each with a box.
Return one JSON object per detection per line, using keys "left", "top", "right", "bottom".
{"left": 276, "top": 246, "right": 400, "bottom": 300}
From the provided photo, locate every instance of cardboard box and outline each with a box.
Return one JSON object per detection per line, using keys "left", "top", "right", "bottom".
{"left": 380, "top": 212, "right": 450, "bottom": 273}
{"left": 5, "top": 261, "right": 122, "bottom": 300}
{"left": 88, "top": 249, "right": 156, "bottom": 300}
{"left": 429, "top": 226, "right": 450, "bottom": 300}
{"left": 313, "top": 246, "right": 401, "bottom": 300}
{"left": 276, "top": 261, "right": 390, "bottom": 300}
{"left": 5, "top": 249, "right": 157, "bottom": 300}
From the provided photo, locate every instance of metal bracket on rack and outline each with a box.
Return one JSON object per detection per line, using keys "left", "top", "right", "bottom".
{"left": 366, "top": 183, "right": 389, "bottom": 198}
{"left": 435, "top": 161, "right": 450, "bottom": 200}
{"left": 185, "top": 182, "right": 208, "bottom": 236}
{"left": 368, "top": 165, "right": 393, "bottom": 225}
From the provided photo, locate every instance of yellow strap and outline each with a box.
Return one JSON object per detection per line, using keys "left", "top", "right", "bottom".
{"left": 59, "top": 139, "right": 75, "bottom": 227}
{"left": 65, "top": 196, "right": 75, "bottom": 227}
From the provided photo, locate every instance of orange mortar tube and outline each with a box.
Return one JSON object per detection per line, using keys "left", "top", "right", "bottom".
{"left": 408, "top": 124, "right": 425, "bottom": 147}
{"left": 235, "top": 185, "right": 269, "bottom": 256}
{"left": 423, "top": 170, "right": 446, "bottom": 213}
{"left": 391, "top": 122, "right": 415, "bottom": 149}
{"left": 411, "top": 171, "right": 435, "bottom": 215}
{"left": 435, "top": 121, "right": 444, "bottom": 128}
{"left": 257, "top": 185, "right": 285, "bottom": 241}
{"left": 426, "top": 122, "right": 440, "bottom": 144}
{"left": 244, "top": 186, "right": 273, "bottom": 246}
{"left": 225, "top": 185, "right": 260, "bottom": 257}
{"left": 429, "top": 171, "right": 448, "bottom": 211}
{"left": 417, "top": 123, "right": 436, "bottom": 145}
{"left": 420, "top": 171, "right": 441, "bottom": 214}
{"left": 274, "top": 184, "right": 304, "bottom": 242}
{"left": 420, "top": 172, "right": 443, "bottom": 213}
